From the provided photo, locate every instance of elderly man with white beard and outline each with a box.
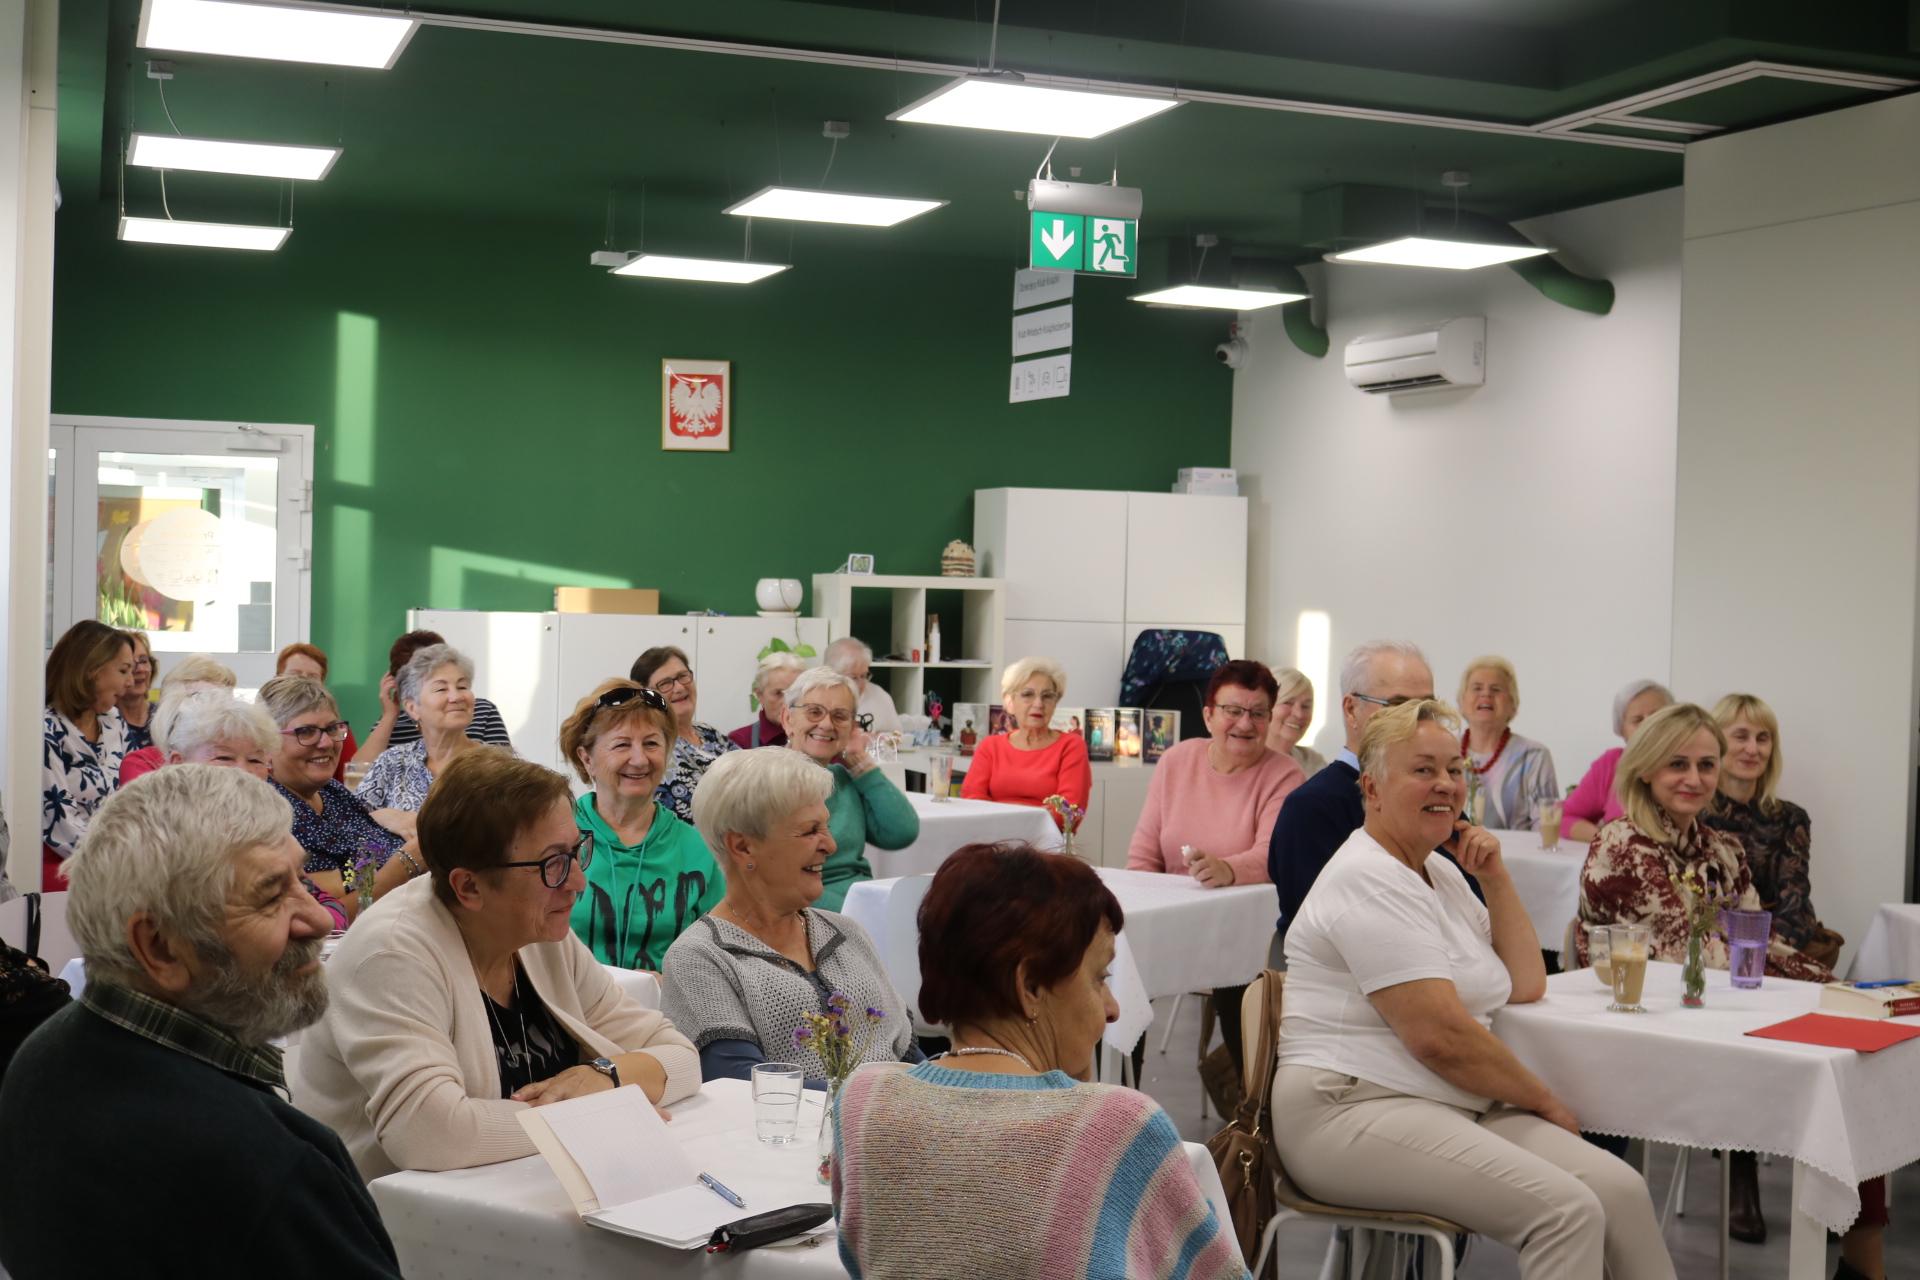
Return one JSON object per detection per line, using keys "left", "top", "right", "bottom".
{"left": 0, "top": 766, "right": 402, "bottom": 1279}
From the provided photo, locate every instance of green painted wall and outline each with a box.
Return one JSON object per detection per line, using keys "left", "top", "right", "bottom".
{"left": 52, "top": 201, "right": 1233, "bottom": 724}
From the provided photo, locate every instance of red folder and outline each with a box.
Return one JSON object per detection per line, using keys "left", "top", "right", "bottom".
{"left": 1745, "top": 1013, "right": 1920, "bottom": 1053}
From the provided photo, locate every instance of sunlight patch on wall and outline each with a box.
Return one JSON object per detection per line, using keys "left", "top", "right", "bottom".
{"left": 427, "top": 547, "right": 629, "bottom": 609}
{"left": 333, "top": 312, "right": 377, "bottom": 486}
{"left": 1296, "top": 610, "right": 1331, "bottom": 747}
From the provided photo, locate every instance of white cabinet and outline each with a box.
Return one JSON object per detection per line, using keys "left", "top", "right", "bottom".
{"left": 811, "top": 574, "right": 1005, "bottom": 715}
{"left": 407, "top": 610, "right": 826, "bottom": 775}
{"left": 1122, "top": 492, "right": 1248, "bottom": 625}
{"left": 973, "top": 487, "right": 1126, "bottom": 622}
{"left": 976, "top": 488, "right": 1248, "bottom": 707}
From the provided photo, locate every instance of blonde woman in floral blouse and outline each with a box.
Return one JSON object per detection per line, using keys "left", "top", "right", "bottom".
{"left": 40, "top": 622, "right": 137, "bottom": 889}
{"left": 1573, "top": 702, "right": 1827, "bottom": 982}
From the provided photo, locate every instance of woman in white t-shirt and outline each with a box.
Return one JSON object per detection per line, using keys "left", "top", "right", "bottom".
{"left": 1273, "top": 699, "right": 1673, "bottom": 1280}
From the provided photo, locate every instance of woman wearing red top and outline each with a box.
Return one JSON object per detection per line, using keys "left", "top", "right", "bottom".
{"left": 961, "top": 656, "right": 1091, "bottom": 831}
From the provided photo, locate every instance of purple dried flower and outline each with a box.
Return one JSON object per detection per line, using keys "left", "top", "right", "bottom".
{"left": 793, "top": 1025, "right": 811, "bottom": 1045}
{"left": 866, "top": 1007, "right": 884, "bottom": 1020}
{"left": 827, "top": 991, "right": 849, "bottom": 1010}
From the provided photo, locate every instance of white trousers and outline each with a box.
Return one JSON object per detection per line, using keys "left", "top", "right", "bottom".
{"left": 1270, "top": 1066, "right": 1677, "bottom": 1280}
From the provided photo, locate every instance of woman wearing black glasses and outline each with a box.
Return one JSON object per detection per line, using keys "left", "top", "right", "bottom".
{"left": 561, "top": 680, "right": 724, "bottom": 971}
{"left": 293, "top": 747, "right": 700, "bottom": 1180}
{"left": 259, "top": 674, "right": 419, "bottom": 921}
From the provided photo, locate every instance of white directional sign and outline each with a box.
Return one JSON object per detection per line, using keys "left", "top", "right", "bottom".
{"left": 1010, "top": 353, "right": 1071, "bottom": 403}
{"left": 1012, "top": 303, "right": 1073, "bottom": 356}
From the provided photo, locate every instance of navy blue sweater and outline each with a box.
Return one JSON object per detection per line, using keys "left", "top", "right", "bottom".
{"left": 0, "top": 1002, "right": 401, "bottom": 1280}
{"left": 1269, "top": 759, "right": 1483, "bottom": 940}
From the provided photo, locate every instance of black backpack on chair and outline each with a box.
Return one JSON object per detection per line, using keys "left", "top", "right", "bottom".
{"left": 1, "top": 895, "right": 73, "bottom": 1083}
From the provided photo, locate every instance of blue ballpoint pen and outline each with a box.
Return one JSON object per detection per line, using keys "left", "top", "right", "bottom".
{"left": 698, "top": 1172, "right": 746, "bottom": 1208}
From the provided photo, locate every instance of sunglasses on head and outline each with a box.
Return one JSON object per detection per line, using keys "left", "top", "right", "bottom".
{"left": 592, "top": 685, "right": 670, "bottom": 717}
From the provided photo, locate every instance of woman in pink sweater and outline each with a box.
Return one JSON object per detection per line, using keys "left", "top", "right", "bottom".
{"left": 1127, "top": 660, "right": 1305, "bottom": 888}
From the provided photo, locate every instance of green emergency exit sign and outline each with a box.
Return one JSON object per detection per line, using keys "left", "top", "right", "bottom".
{"left": 1030, "top": 212, "right": 1137, "bottom": 277}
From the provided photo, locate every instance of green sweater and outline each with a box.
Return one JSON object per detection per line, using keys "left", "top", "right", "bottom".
{"left": 820, "top": 763, "right": 919, "bottom": 912}
{"left": 571, "top": 794, "right": 725, "bottom": 970}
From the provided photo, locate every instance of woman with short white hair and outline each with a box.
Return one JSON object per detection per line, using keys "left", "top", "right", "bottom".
{"left": 1277, "top": 700, "right": 1674, "bottom": 1280}
{"left": 1457, "top": 655, "right": 1559, "bottom": 831}
{"left": 1565, "top": 679, "right": 1672, "bottom": 843}
{"left": 163, "top": 689, "right": 276, "bottom": 773}
{"left": 961, "top": 655, "right": 1090, "bottom": 829}
{"left": 1266, "top": 666, "right": 1327, "bottom": 778}
{"left": 354, "top": 643, "right": 489, "bottom": 814}
{"left": 660, "top": 748, "right": 919, "bottom": 1084}
{"left": 119, "top": 654, "right": 239, "bottom": 786}
{"left": 729, "top": 650, "right": 808, "bottom": 750}
{"left": 781, "top": 666, "right": 918, "bottom": 911}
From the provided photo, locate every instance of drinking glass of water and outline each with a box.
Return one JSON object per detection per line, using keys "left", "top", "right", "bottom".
{"left": 1725, "top": 909, "right": 1772, "bottom": 989}
{"left": 752, "top": 1062, "right": 804, "bottom": 1144}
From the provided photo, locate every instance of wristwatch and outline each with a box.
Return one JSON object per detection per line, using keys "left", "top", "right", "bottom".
{"left": 588, "top": 1057, "right": 620, "bottom": 1088}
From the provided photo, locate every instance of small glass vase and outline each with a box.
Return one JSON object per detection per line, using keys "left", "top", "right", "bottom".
{"left": 1682, "top": 930, "right": 1706, "bottom": 1007}
{"left": 815, "top": 1078, "right": 843, "bottom": 1185}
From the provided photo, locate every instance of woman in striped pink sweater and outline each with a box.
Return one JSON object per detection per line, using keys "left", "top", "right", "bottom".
{"left": 831, "top": 842, "right": 1246, "bottom": 1280}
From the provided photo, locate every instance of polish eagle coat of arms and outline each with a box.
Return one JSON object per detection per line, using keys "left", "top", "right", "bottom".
{"left": 661, "top": 359, "right": 731, "bottom": 451}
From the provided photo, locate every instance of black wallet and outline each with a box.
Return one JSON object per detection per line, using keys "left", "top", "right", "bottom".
{"left": 705, "top": 1203, "right": 834, "bottom": 1253}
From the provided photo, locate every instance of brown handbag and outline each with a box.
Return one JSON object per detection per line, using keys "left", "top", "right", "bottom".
{"left": 1205, "top": 971, "right": 1286, "bottom": 1268}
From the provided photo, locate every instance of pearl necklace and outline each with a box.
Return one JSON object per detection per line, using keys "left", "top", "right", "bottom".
{"left": 943, "top": 1046, "right": 1036, "bottom": 1070}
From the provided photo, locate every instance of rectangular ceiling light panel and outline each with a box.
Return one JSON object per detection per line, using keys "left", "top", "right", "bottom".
{"left": 119, "top": 216, "right": 290, "bottom": 250}
{"left": 891, "top": 76, "right": 1180, "bottom": 139}
{"left": 723, "top": 187, "right": 947, "bottom": 227}
{"left": 138, "top": 0, "right": 418, "bottom": 68}
{"left": 1330, "top": 237, "right": 1550, "bottom": 269}
{"left": 612, "top": 255, "right": 791, "bottom": 284}
{"left": 129, "top": 132, "right": 341, "bottom": 180}
{"left": 1130, "top": 285, "right": 1302, "bottom": 310}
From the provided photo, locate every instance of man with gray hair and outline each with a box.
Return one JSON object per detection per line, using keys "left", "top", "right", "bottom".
{"left": 1267, "top": 640, "right": 1438, "bottom": 941}
{"left": 824, "top": 634, "right": 902, "bottom": 734}
{"left": 0, "top": 766, "right": 401, "bottom": 1278}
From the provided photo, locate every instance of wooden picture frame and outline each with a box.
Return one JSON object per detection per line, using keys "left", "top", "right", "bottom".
{"left": 662, "top": 359, "right": 730, "bottom": 451}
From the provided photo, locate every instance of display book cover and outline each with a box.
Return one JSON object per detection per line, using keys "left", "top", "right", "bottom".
{"left": 516, "top": 1084, "right": 830, "bottom": 1249}
{"left": 1143, "top": 710, "right": 1179, "bottom": 763}
{"left": 1819, "top": 980, "right": 1920, "bottom": 1019}
{"left": 1084, "top": 709, "right": 1116, "bottom": 762}
{"left": 1112, "top": 708, "right": 1143, "bottom": 762}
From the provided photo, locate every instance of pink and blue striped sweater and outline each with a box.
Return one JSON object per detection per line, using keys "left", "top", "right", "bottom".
{"left": 832, "top": 1061, "right": 1248, "bottom": 1280}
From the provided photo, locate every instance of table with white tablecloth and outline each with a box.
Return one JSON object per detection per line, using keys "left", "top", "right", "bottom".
{"left": 864, "top": 791, "right": 1059, "bottom": 879}
{"left": 1847, "top": 902, "right": 1920, "bottom": 981}
{"left": 1493, "top": 962, "right": 1920, "bottom": 1280}
{"left": 369, "top": 1076, "right": 1238, "bottom": 1280}
{"left": 1485, "top": 828, "right": 1588, "bottom": 958}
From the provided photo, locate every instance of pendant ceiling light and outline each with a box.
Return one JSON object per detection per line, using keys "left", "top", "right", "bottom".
{"left": 119, "top": 216, "right": 290, "bottom": 250}
{"left": 611, "top": 254, "right": 790, "bottom": 284}
{"left": 1129, "top": 285, "right": 1303, "bottom": 310}
{"left": 890, "top": 73, "right": 1180, "bottom": 140}
{"left": 128, "top": 132, "right": 341, "bottom": 181}
{"left": 723, "top": 187, "right": 946, "bottom": 227}
{"left": 138, "top": 0, "right": 418, "bottom": 68}
{"left": 1328, "top": 238, "right": 1550, "bottom": 270}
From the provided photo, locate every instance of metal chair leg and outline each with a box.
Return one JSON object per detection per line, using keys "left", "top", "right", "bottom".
{"left": 1158, "top": 993, "right": 1184, "bottom": 1053}
{"left": 1660, "top": 1145, "right": 1690, "bottom": 1230}
{"left": 1719, "top": 1148, "right": 1731, "bottom": 1280}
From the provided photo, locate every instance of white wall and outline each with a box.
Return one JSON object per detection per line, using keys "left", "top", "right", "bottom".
{"left": 1231, "top": 187, "right": 1681, "bottom": 791}
{"left": 1673, "top": 94, "right": 1920, "bottom": 960}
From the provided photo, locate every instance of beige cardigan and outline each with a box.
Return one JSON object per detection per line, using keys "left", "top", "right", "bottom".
{"left": 293, "top": 877, "right": 700, "bottom": 1180}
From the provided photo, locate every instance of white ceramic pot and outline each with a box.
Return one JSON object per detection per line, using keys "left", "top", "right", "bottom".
{"left": 755, "top": 578, "right": 804, "bottom": 611}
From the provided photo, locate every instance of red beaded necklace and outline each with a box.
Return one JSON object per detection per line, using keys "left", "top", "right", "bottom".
{"left": 1462, "top": 726, "right": 1512, "bottom": 775}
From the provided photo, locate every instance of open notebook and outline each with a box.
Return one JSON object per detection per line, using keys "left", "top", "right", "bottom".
{"left": 517, "top": 1086, "right": 828, "bottom": 1250}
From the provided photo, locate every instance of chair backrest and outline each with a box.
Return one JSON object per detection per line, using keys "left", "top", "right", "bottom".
{"left": 602, "top": 965, "right": 661, "bottom": 1010}
{"left": 0, "top": 893, "right": 80, "bottom": 975}
{"left": 1119, "top": 630, "right": 1230, "bottom": 711}
{"left": 1562, "top": 916, "right": 1580, "bottom": 963}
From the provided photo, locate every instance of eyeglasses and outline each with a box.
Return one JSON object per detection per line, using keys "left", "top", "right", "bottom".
{"left": 1351, "top": 693, "right": 1421, "bottom": 709}
{"left": 791, "top": 702, "right": 853, "bottom": 727}
{"left": 1209, "top": 703, "right": 1272, "bottom": 724}
{"left": 590, "top": 685, "right": 670, "bottom": 719}
{"left": 1011, "top": 690, "right": 1061, "bottom": 704}
{"left": 650, "top": 670, "right": 695, "bottom": 695}
{"left": 498, "top": 832, "right": 595, "bottom": 888}
{"left": 280, "top": 720, "right": 350, "bottom": 746}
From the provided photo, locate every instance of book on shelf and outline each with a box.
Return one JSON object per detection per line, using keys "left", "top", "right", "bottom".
{"left": 1112, "top": 708, "right": 1143, "bottom": 763}
{"left": 1143, "top": 710, "right": 1179, "bottom": 763}
{"left": 517, "top": 1085, "right": 827, "bottom": 1250}
{"left": 1052, "top": 705, "right": 1085, "bottom": 736}
{"left": 987, "top": 706, "right": 1016, "bottom": 736}
{"left": 1820, "top": 981, "right": 1920, "bottom": 1019}
{"left": 1084, "top": 708, "right": 1115, "bottom": 762}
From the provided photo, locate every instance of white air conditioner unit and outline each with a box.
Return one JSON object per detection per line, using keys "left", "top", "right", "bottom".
{"left": 1344, "top": 317, "right": 1485, "bottom": 395}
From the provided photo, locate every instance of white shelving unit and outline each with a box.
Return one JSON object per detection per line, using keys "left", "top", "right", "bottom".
{"left": 811, "top": 573, "right": 1005, "bottom": 715}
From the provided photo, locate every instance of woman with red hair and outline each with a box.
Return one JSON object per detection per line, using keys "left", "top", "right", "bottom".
{"left": 831, "top": 842, "right": 1246, "bottom": 1280}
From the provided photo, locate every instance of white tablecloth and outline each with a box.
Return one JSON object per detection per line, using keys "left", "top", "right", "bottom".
{"left": 1092, "top": 868, "right": 1275, "bottom": 999}
{"left": 1493, "top": 962, "right": 1920, "bottom": 1237}
{"left": 1486, "top": 828, "right": 1587, "bottom": 957}
{"left": 866, "top": 792, "right": 1060, "bottom": 879}
{"left": 1847, "top": 902, "right": 1920, "bottom": 982}
{"left": 369, "top": 1077, "right": 1237, "bottom": 1279}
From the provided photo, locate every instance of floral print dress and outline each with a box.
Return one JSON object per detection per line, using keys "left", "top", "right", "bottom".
{"left": 655, "top": 724, "right": 739, "bottom": 827}
{"left": 41, "top": 707, "right": 129, "bottom": 861}
{"left": 1575, "top": 811, "right": 1831, "bottom": 982}
{"left": 1701, "top": 796, "right": 1819, "bottom": 951}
